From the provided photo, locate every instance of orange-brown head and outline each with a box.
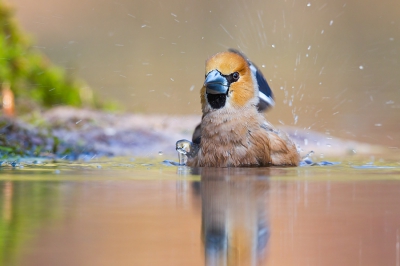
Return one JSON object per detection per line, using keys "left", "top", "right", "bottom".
{"left": 201, "top": 51, "right": 258, "bottom": 112}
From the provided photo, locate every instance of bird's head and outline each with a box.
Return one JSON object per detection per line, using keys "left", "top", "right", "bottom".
{"left": 201, "top": 51, "right": 258, "bottom": 112}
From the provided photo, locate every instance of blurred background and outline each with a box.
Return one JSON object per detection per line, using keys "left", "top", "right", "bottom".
{"left": 7, "top": 0, "right": 400, "bottom": 147}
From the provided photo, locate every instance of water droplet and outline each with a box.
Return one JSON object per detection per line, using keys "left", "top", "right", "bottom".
{"left": 306, "top": 151, "right": 314, "bottom": 157}
{"left": 374, "top": 123, "right": 382, "bottom": 127}
{"left": 307, "top": 3, "right": 311, "bottom": 6}
{"left": 307, "top": 45, "right": 311, "bottom": 50}
{"left": 329, "top": 20, "right": 334, "bottom": 26}
{"left": 261, "top": 64, "right": 265, "bottom": 68}
{"left": 177, "top": 152, "right": 186, "bottom": 165}
{"left": 271, "top": 44, "right": 275, "bottom": 48}
{"left": 359, "top": 65, "right": 364, "bottom": 70}
{"left": 158, "top": 151, "right": 163, "bottom": 155}
{"left": 176, "top": 140, "right": 193, "bottom": 165}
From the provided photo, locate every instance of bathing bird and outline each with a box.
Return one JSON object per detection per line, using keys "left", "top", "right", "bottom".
{"left": 178, "top": 50, "right": 300, "bottom": 167}
{"left": 191, "top": 49, "right": 274, "bottom": 144}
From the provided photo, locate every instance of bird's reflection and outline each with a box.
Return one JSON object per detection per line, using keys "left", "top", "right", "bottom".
{"left": 195, "top": 167, "right": 271, "bottom": 266}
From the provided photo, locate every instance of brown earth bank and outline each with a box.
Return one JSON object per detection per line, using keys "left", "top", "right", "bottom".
{"left": 0, "top": 107, "right": 388, "bottom": 161}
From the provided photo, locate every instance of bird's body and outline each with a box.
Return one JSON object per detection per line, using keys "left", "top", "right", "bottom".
{"left": 182, "top": 50, "right": 300, "bottom": 167}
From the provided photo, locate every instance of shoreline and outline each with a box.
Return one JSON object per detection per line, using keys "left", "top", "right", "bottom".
{"left": 0, "top": 106, "right": 387, "bottom": 160}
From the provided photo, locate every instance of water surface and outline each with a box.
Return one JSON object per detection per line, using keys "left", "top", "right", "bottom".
{"left": 1, "top": 157, "right": 400, "bottom": 266}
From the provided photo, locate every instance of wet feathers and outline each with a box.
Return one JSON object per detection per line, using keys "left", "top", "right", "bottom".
{"left": 187, "top": 50, "right": 300, "bottom": 167}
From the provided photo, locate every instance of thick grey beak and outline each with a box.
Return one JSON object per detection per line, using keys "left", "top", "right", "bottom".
{"left": 204, "top": 70, "right": 229, "bottom": 94}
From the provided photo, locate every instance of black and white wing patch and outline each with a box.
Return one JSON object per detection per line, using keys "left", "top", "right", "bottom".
{"left": 228, "top": 49, "right": 275, "bottom": 112}
{"left": 249, "top": 63, "right": 275, "bottom": 111}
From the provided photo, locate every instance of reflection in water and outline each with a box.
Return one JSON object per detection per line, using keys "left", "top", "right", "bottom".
{"left": 0, "top": 180, "right": 64, "bottom": 266}
{"left": 198, "top": 168, "right": 271, "bottom": 266}
{"left": 2, "top": 181, "right": 13, "bottom": 222}
{"left": 2, "top": 163, "right": 399, "bottom": 266}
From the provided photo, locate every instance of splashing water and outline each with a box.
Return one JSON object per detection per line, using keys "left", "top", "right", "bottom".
{"left": 175, "top": 139, "right": 200, "bottom": 166}
{"left": 299, "top": 150, "right": 341, "bottom": 166}
{"left": 177, "top": 150, "right": 188, "bottom": 166}
{"left": 176, "top": 140, "right": 190, "bottom": 165}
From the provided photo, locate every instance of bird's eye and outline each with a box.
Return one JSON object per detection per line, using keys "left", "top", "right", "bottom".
{"left": 232, "top": 72, "right": 239, "bottom": 80}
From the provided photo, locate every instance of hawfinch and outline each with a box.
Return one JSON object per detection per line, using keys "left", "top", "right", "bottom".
{"left": 177, "top": 50, "right": 300, "bottom": 167}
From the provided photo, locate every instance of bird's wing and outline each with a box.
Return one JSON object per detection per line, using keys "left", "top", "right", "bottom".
{"left": 228, "top": 49, "right": 275, "bottom": 112}
{"left": 260, "top": 121, "right": 279, "bottom": 134}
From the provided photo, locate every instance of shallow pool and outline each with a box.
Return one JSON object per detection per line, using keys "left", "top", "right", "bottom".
{"left": 1, "top": 156, "right": 400, "bottom": 266}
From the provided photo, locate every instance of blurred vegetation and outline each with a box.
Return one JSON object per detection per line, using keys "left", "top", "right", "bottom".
{"left": 0, "top": 1, "right": 119, "bottom": 158}
{"left": 0, "top": 1, "right": 112, "bottom": 111}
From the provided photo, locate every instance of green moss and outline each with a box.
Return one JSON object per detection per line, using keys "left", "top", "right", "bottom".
{"left": 0, "top": 1, "right": 108, "bottom": 110}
